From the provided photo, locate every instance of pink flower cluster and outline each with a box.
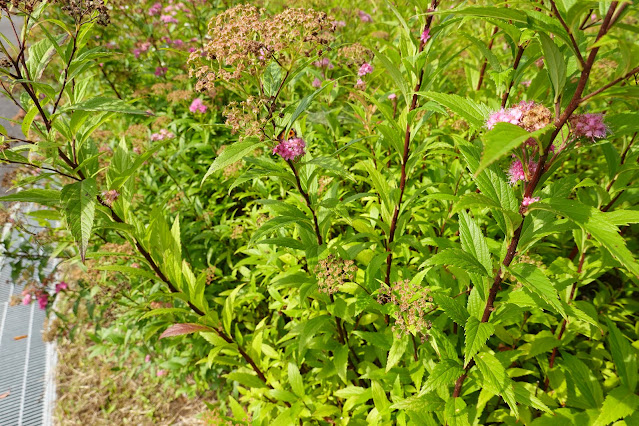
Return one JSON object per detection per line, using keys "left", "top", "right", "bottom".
{"left": 189, "top": 98, "right": 207, "bottom": 113}
{"left": 420, "top": 28, "right": 431, "bottom": 43}
{"left": 312, "top": 77, "right": 322, "bottom": 88}
{"left": 570, "top": 113, "right": 607, "bottom": 140}
{"left": 21, "top": 287, "right": 50, "bottom": 310}
{"left": 486, "top": 107, "right": 524, "bottom": 130}
{"left": 507, "top": 159, "right": 538, "bottom": 185}
{"left": 155, "top": 66, "right": 167, "bottom": 77}
{"left": 102, "top": 189, "right": 120, "bottom": 206}
{"left": 314, "top": 57, "right": 333, "bottom": 69}
{"left": 358, "top": 62, "right": 374, "bottom": 77}
{"left": 273, "top": 137, "right": 306, "bottom": 161}
{"left": 151, "top": 129, "right": 175, "bottom": 141}
{"left": 161, "top": 14, "right": 178, "bottom": 24}
{"left": 133, "top": 41, "right": 151, "bottom": 58}
{"left": 522, "top": 196, "right": 540, "bottom": 206}
{"left": 55, "top": 282, "right": 68, "bottom": 293}
{"left": 148, "top": 2, "right": 162, "bottom": 16}
{"left": 358, "top": 10, "right": 373, "bottom": 22}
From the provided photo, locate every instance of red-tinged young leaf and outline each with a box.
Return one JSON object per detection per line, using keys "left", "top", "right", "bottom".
{"left": 159, "top": 323, "right": 210, "bottom": 339}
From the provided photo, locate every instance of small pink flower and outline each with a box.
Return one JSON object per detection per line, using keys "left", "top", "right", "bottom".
{"left": 55, "top": 282, "right": 68, "bottom": 293}
{"left": 148, "top": 2, "right": 162, "bottom": 16}
{"left": 420, "top": 28, "right": 431, "bottom": 43}
{"left": 151, "top": 129, "right": 175, "bottom": 141}
{"left": 172, "top": 39, "right": 184, "bottom": 48}
{"left": 358, "top": 10, "right": 373, "bottom": 22}
{"left": 131, "top": 263, "right": 140, "bottom": 269}
{"left": 145, "top": 354, "right": 152, "bottom": 363}
{"left": 189, "top": 98, "right": 207, "bottom": 114}
{"left": 314, "top": 57, "right": 333, "bottom": 69}
{"left": 154, "top": 66, "right": 167, "bottom": 77}
{"left": 522, "top": 196, "right": 540, "bottom": 206}
{"left": 570, "top": 113, "right": 607, "bottom": 140}
{"left": 388, "top": 93, "right": 397, "bottom": 100}
{"left": 486, "top": 107, "right": 524, "bottom": 129}
{"left": 156, "top": 369, "right": 167, "bottom": 377}
{"left": 358, "top": 62, "right": 374, "bottom": 77}
{"left": 133, "top": 48, "right": 142, "bottom": 58}
{"left": 189, "top": 47, "right": 197, "bottom": 53}
{"left": 312, "top": 77, "right": 322, "bottom": 88}
{"left": 160, "top": 15, "right": 178, "bottom": 24}
{"left": 102, "top": 189, "right": 120, "bottom": 206}
{"left": 355, "top": 78, "right": 366, "bottom": 90}
{"left": 335, "top": 20, "right": 346, "bottom": 28}
{"left": 22, "top": 293, "right": 32, "bottom": 305}
{"left": 273, "top": 137, "right": 306, "bottom": 161}
{"left": 37, "top": 293, "right": 48, "bottom": 310}
{"left": 507, "top": 160, "right": 525, "bottom": 185}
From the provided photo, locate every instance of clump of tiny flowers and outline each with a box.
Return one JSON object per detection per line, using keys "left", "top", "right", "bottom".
{"left": 189, "top": 98, "right": 207, "bottom": 113}
{"left": 102, "top": 189, "right": 119, "bottom": 206}
{"left": 151, "top": 129, "right": 175, "bottom": 141}
{"left": 358, "top": 10, "right": 372, "bottom": 22}
{"left": 522, "top": 196, "right": 540, "bottom": 206}
{"left": 420, "top": 28, "right": 431, "bottom": 43}
{"left": 358, "top": 62, "right": 374, "bottom": 76}
{"left": 570, "top": 113, "right": 607, "bottom": 140}
{"left": 507, "top": 159, "right": 537, "bottom": 185}
{"left": 21, "top": 285, "right": 49, "bottom": 310}
{"left": 377, "top": 279, "right": 434, "bottom": 342}
{"left": 273, "top": 137, "right": 306, "bottom": 161}
{"left": 154, "top": 66, "right": 167, "bottom": 77}
{"left": 486, "top": 101, "right": 551, "bottom": 132}
{"left": 314, "top": 255, "right": 357, "bottom": 295}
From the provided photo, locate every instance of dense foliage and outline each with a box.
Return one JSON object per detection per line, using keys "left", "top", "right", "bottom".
{"left": 1, "top": 0, "right": 638, "bottom": 424}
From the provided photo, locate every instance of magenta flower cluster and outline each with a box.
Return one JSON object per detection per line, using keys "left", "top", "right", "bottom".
{"left": 420, "top": 28, "right": 431, "bottom": 43}
{"left": 507, "top": 159, "right": 538, "bottom": 185}
{"left": 358, "top": 10, "right": 373, "bottom": 22}
{"left": 358, "top": 62, "right": 374, "bottom": 77}
{"left": 486, "top": 107, "right": 524, "bottom": 130}
{"left": 189, "top": 98, "right": 207, "bottom": 113}
{"left": 273, "top": 137, "right": 306, "bottom": 161}
{"left": 151, "top": 129, "right": 175, "bottom": 141}
{"left": 570, "top": 113, "right": 607, "bottom": 140}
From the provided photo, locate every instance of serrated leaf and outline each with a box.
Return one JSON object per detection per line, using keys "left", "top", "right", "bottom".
{"left": 372, "top": 380, "right": 391, "bottom": 414}
{"left": 530, "top": 198, "right": 639, "bottom": 277}
{"left": 60, "top": 97, "right": 148, "bottom": 114}
{"left": 61, "top": 178, "right": 97, "bottom": 261}
{"left": 159, "top": 323, "right": 210, "bottom": 339}
{"left": 201, "top": 138, "right": 262, "bottom": 185}
{"left": 509, "top": 263, "right": 566, "bottom": 319}
{"left": 433, "top": 294, "right": 469, "bottom": 325}
{"left": 475, "top": 352, "right": 518, "bottom": 416}
{"left": 592, "top": 387, "right": 639, "bottom": 426}
{"left": 458, "top": 211, "right": 492, "bottom": 274}
{"left": 477, "top": 123, "right": 552, "bottom": 175}
{"left": 390, "top": 392, "right": 444, "bottom": 412}
{"left": 386, "top": 336, "right": 409, "bottom": 372}
{"left": 419, "top": 359, "right": 464, "bottom": 395}
{"left": 606, "top": 319, "right": 638, "bottom": 392}
{"left": 560, "top": 351, "right": 603, "bottom": 408}
{"left": 539, "top": 32, "right": 566, "bottom": 102}
{"left": 226, "top": 372, "right": 267, "bottom": 389}
{"left": 464, "top": 317, "right": 494, "bottom": 366}
{"left": 423, "top": 248, "right": 489, "bottom": 276}
{"left": 419, "top": 91, "right": 488, "bottom": 129}
{"left": 0, "top": 188, "right": 60, "bottom": 206}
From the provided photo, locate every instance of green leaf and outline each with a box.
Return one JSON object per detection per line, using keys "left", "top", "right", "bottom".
{"left": 592, "top": 387, "right": 639, "bottom": 426}
{"left": 458, "top": 211, "right": 492, "bottom": 274}
{"left": 284, "top": 81, "right": 334, "bottom": 131}
{"left": 371, "top": 48, "right": 408, "bottom": 100}
{"left": 477, "top": 123, "right": 552, "bottom": 175}
{"left": 390, "top": 393, "right": 445, "bottom": 412}
{"left": 372, "top": 380, "right": 391, "bottom": 414}
{"left": 60, "top": 97, "right": 148, "bottom": 115}
{"left": 226, "top": 372, "right": 267, "bottom": 389}
{"left": 201, "top": 138, "right": 262, "bottom": 185}
{"left": 475, "top": 352, "right": 518, "bottom": 416}
{"left": 539, "top": 32, "right": 566, "bottom": 102}
{"left": 420, "top": 359, "right": 464, "bottom": 395}
{"left": 508, "top": 263, "right": 567, "bottom": 319}
{"left": 530, "top": 198, "right": 639, "bottom": 277}
{"left": 464, "top": 317, "right": 494, "bottom": 366}
{"left": 0, "top": 188, "right": 60, "bottom": 206}
{"left": 433, "top": 294, "right": 469, "bottom": 325}
{"left": 423, "top": 248, "right": 489, "bottom": 276}
{"left": 60, "top": 178, "right": 97, "bottom": 261}
{"left": 561, "top": 352, "right": 604, "bottom": 408}
{"left": 288, "top": 362, "right": 304, "bottom": 397}
{"left": 418, "top": 91, "right": 488, "bottom": 129}
{"left": 606, "top": 319, "right": 638, "bottom": 392}
{"left": 386, "top": 336, "right": 409, "bottom": 372}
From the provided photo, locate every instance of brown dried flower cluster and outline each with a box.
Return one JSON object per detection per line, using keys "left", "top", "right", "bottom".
{"left": 223, "top": 96, "right": 267, "bottom": 139}
{"left": 230, "top": 225, "right": 244, "bottom": 239}
{"left": 54, "top": 0, "right": 109, "bottom": 25}
{"left": 0, "top": 0, "right": 41, "bottom": 13}
{"left": 151, "top": 82, "right": 174, "bottom": 95}
{"left": 167, "top": 90, "right": 192, "bottom": 104}
{"left": 314, "top": 255, "right": 357, "bottom": 295}
{"left": 378, "top": 279, "right": 434, "bottom": 342}
{"left": 190, "top": 5, "right": 335, "bottom": 90}
{"left": 521, "top": 104, "right": 552, "bottom": 132}
{"left": 338, "top": 43, "right": 373, "bottom": 67}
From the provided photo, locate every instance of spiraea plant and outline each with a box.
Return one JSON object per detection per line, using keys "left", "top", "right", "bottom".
{"left": 1, "top": 0, "right": 638, "bottom": 424}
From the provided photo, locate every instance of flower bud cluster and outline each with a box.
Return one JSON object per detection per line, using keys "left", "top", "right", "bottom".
{"left": 314, "top": 255, "right": 357, "bottom": 296}
{"left": 378, "top": 279, "right": 434, "bottom": 342}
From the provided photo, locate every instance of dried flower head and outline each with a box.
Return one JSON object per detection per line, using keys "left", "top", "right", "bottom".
{"left": 54, "top": 0, "right": 109, "bottom": 25}
{"left": 314, "top": 255, "right": 357, "bottom": 295}
{"left": 377, "top": 279, "right": 434, "bottom": 342}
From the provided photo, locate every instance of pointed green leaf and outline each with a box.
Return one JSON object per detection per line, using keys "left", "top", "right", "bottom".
{"left": 423, "top": 248, "right": 489, "bottom": 276}
{"left": 509, "top": 263, "right": 567, "bottom": 319}
{"left": 387, "top": 336, "right": 409, "bottom": 372}
{"left": 420, "top": 359, "right": 464, "bottom": 395}
{"left": 475, "top": 352, "right": 518, "bottom": 416}
{"left": 61, "top": 178, "right": 97, "bottom": 261}
{"left": 539, "top": 32, "right": 566, "bottom": 102}
{"left": 606, "top": 319, "right": 638, "bottom": 392}
{"left": 201, "top": 138, "right": 262, "bottom": 185}
{"left": 592, "top": 387, "right": 639, "bottom": 426}
{"left": 433, "top": 293, "right": 469, "bottom": 325}
{"left": 561, "top": 352, "right": 604, "bottom": 408}
{"left": 464, "top": 317, "right": 494, "bottom": 366}
{"left": 418, "top": 91, "right": 488, "bottom": 129}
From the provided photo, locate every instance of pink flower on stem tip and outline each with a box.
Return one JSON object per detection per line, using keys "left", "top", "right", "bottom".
{"left": 37, "top": 293, "right": 48, "bottom": 310}
{"left": 420, "top": 28, "right": 431, "bottom": 43}
{"left": 486, "top": 107, "right": 524, "bottom": 129}
{"left": 145, "top": 354, "right": 152, "bottom": 363}
{"left": 358, "top": 10, "right": 373, "bottom": 22}
{"left": 22, "top": 293, "right": 32, "bottom": 305}
{"left": 102, "top": 189, "right": 119, "bottom": 206}
{"left": 355, "top": 78, "right": 366, "bottom": 90}
{"left": 151, "top": 129, "right": 175, "bottom": 141}
{"left": 154, "top": 67, "right": 167, "bottom": 77}
{"left": 314, "top": 57, "right": 333, "bottom": 69}
{"left": 522, "top": 196, "right": 540, "bottom": 206}
{"left": 189, "top": 98, "right": 207, "bottom": 114}
{"left": 156, "top": 369, "right": 167, "bottom": 377}
{"left": 358, "top": 62, "right": 374, "bottom": 77}
{"left": 388, "top": 93, "right": 397, "bottom": 100}
{"left": 55, "top": 282, "right": 68, "bottom": 293}
{"left": 507, "top": 160, "right": 526, "bottom": 185}
{"left": 148, "top": 2, "right": 162, "bottom": 16}
{"left": 312, "top": 77, "right": 322, "bottom": 88}
{"left": 273, "top": 138, "right": 306, "bottom": 161}
{"left": 160, "top": 15, "right": 178, "bottom": 24}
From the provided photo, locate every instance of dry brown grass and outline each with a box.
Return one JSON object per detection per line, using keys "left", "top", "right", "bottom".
{"left": 54, "top": 331, "right": 214, "bottom": 425}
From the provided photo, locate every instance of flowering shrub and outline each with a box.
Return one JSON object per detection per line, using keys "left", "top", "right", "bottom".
{"left": 1, "top": 0, "right": 639, "bottom": 424}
